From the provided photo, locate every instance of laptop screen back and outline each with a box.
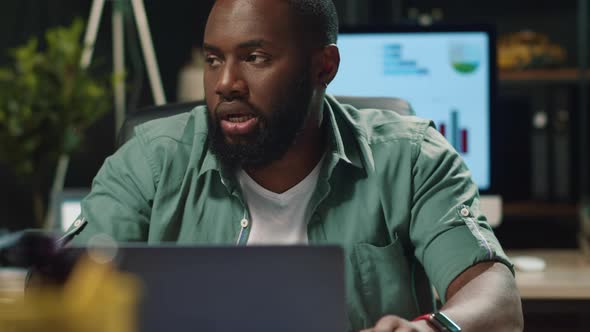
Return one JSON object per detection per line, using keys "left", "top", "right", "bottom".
{"left": 70, "top": 245, "right": 347, "bottom": 332}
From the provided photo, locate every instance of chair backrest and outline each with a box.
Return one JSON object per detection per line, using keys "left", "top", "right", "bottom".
{"left": 118, "top": 100, "right": 204, "bottom": 147}
{"left": 335, "top": 96, "right": 414, "bottom": 116}
{"left": 117, "top": 96, "right": 414, "bottom": 147}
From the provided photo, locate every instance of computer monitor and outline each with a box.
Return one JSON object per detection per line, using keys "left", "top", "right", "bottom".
{"left": 329, "top": 24, "right": 496, "bottom": 193}
{"left": 51, "top": 188, "right": 89, "bottom": 232}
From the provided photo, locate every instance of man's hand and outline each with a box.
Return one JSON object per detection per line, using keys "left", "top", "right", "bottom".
{"left": 359, "top": 315, "right": 435, "bottom": 332}
{"left": 361, "top": 262, "right": 523, "bottom": 332}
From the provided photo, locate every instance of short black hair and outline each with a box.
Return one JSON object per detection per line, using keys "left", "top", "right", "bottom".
{"left": 286, "top": 0, "right": 339, "bottom": 47}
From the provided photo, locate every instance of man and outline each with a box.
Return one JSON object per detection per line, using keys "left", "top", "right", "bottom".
{"left": 74, "top": 0, "right": 523, "bottom": 331}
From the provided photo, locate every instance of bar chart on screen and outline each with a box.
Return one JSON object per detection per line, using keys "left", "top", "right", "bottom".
{"left": 438, "top": 109, "right": 469, "bottom": 155}
{"left": 329, "top": 28, "right": 491, "bottom": 190}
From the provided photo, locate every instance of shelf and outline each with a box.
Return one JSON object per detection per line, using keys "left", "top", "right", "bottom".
{"left": 503, "top": 201, "right": 580, "bottom": 219}
{"left": 499, "top": 68, "right": 588, "bottom": 84}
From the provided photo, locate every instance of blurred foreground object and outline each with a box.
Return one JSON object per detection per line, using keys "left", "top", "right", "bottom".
{"left": 0, "top": 253, "right": 140, "bottom": 332}
{"left": 0, "top": 230, "right": 60, "bottom": 301}
{"left": 0, "top": 230, "right": 58, "bottom": 268}
{"left": 498, "top": 30, "right": 567, "bottom": 70}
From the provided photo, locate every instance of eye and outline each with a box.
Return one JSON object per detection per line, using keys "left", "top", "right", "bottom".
{"left": 205, "top": 54, "right": 222, "bottom": 68}
{"left": 245, "top": 53, "right": 270, "bottom": 65}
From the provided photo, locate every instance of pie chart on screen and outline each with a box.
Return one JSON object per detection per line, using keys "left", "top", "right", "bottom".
{"left": 450, "top": 43, "right": 481, "bottom": 74}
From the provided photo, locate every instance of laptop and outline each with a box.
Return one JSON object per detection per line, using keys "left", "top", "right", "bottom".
{"left": 71, "top": 245, "right": 347, "bottom": 332}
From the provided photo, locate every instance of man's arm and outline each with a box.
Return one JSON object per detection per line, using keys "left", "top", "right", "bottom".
{"left": 362, "top": 124, "right": 523, "bottom": 331}
{"left": 441, "top": 261, "right": 523, "bottom": 330}
{"left": 362, "top": 261, "right": 523, "bottom": 332}
{"left": 69, "top": 135, "right": 157, "bottom": 244}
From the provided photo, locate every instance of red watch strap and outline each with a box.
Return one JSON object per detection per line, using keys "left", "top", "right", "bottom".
{"left": 413, "top": 313, "right": 442, "bottom": 331}
{"left": 413, "top": 314, "right": 432, "bottom": 322}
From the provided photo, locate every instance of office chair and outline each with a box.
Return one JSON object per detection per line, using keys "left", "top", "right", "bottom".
{"left": 117, "top": 96, "right": 414, "bottom": 147}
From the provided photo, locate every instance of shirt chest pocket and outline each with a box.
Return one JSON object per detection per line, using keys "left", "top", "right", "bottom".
{"left": 347, "top": 238, "right": 418, "bottom": 328}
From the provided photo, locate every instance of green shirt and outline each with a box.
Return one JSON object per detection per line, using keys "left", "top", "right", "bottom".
{"left": 74, "top": 95, "right": 511, "bottom": 330}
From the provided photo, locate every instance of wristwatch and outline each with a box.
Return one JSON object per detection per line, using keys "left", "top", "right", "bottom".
{"left": 413, "top": 311, "right": 461, "bottom": 332}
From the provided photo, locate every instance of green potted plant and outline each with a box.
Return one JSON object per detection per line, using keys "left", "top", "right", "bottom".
{"left": 0, "top": 18, "right": 111, "bottom": 228}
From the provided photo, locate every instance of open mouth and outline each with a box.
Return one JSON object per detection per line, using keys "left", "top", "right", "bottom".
{"left": 225, "top": 114, "right": 257, "bottom": 123}
{"left": 219, "top": 112, "right": 260, "bottom": 136}
{"left": 215, "top": 102, "right": 261, "bottom": 136}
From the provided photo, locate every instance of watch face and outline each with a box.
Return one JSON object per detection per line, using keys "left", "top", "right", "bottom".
{"left": 432, "top": 312, "right": 462, "bottom": 332}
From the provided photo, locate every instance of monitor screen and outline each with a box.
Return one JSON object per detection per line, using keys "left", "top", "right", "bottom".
{"left": 329, "top": 25, "right": 495, "bottom": 191}
{"left": 60, "top": 199, "right": 83, "bottom": 231}
{"left": 51, "top": 189, "right": 89, "bottom": 232}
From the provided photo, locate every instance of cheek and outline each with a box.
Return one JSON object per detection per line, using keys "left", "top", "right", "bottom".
{"left": 245, "top": 70, "right": 292, "bottom": 109}
{"left": 203, "top": 71, "right": 215, "bottom": 95}
{"left": 203, "top": 71, "right": 218, "bottom": 109}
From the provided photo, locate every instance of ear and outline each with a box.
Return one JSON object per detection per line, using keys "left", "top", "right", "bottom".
{"left": 314, "top": 44, "right": 340, "bottom": 88}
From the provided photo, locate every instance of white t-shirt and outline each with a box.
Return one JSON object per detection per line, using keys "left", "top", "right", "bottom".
{"left": 236, "top": 156, "right": 324, "bottom": 245}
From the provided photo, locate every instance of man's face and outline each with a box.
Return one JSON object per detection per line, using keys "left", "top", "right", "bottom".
{"left": 203, "top": 0, "right": 315, "bottom": 169}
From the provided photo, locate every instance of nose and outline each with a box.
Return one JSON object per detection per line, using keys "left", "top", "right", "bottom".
{"left": 214, "top": 60, "right": 248, "bottom": 100}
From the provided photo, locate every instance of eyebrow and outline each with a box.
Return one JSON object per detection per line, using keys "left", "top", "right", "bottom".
{"left": 237, "top": 39, "right": 267, "bottom": 48}
{"left": 202, "top": 43, "right": 221, "bottom": 53}
{"left": 202, "top": 39, "right": 271, "bottom": 52}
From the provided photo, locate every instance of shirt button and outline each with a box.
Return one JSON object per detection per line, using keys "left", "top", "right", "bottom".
{"left": 240, "top": 218, "right": 249, "bottom": 228}
{"left": 460, "top": 207, "right": 470, "bottom": 217}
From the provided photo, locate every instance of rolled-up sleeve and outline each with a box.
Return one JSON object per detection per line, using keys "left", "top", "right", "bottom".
{"left": 409, "top": 126, "right": 513, "bottom": 303}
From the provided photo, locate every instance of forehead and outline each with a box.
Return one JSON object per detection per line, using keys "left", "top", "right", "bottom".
{"left": 204, "top": 0, "right": 299, "bottom": 47}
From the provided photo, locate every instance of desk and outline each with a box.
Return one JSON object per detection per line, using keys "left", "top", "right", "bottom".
{"left": 507, "top": 249, "right": 590, "bottom": 299}
{"left": 506, "top": 250, "right": 590, "bottom": 331}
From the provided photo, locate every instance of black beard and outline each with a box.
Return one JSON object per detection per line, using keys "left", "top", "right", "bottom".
{"left": 207, "top": 72, "right": 313, "bottom": 170}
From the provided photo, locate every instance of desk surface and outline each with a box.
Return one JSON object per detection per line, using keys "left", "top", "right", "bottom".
{"left": 3, "top": 250, "right": 589, "bottom": 301}
{"left": 507, "top": 249, "right": 590, "bottom": 300}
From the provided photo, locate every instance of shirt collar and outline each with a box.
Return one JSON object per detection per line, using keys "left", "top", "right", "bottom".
{"left": 196, "top": 95, "right": 369, "bottom": 180}
{"left": 324, "top": 94, "right": 368, "bottom": 170}
{"left": 199, "top": 144, "right": 221, "bottom": 177}
{"left": 199, "top": 145, "right": 238, "bottom": 193}
{"left": 192, "top": 107, "right": 222, "bottom": 179}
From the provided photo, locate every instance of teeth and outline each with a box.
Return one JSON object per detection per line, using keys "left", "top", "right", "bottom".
{"left": 228, "top": 115, "right": 253, "bottom": 123}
